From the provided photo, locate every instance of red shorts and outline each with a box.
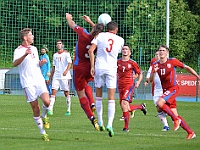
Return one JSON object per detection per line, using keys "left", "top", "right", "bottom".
{"left": 161, "top": 86, "right": 179, "bottom": 108}
{"left": 119, "top": 85, "right": 134, "bottom": 104}
{"left": 73, "top": 64, "right": 93, "bottom": 91}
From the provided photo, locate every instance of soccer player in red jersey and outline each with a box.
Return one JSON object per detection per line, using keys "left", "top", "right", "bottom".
{"left": 117, "top": 44, "right": 147, "bottom": 132}
{"left": 150, "top": 45, "right": 200, "bottom": 140}
{"left": 145, "top": 51, "right": 169, "bottom": 131}
{"left": 66, "top": 13, "right": 104, "bottom": 130}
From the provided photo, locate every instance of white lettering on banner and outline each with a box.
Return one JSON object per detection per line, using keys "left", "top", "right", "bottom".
{"left": 176, "top": 80, "right": 200, "bottom": 86}
{"left": 176, "top": 74, "right": 200, "bottom": 96}
{"left": 181, "top": 80, "right": 195, "bottom": 86}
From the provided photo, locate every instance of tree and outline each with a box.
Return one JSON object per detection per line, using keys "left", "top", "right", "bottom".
{"left": 169, "top": 0, "right": 200, "bottom": 70}
{"left": 124, "top": 0, "right": 200, "bottom": 70}
{"left": 124, "top": 0, "right": 166, "bottom": 69}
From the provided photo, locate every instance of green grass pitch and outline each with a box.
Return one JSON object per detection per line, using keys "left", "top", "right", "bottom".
{"left": 0, "top": 95, "right": 199, "bottom": 150}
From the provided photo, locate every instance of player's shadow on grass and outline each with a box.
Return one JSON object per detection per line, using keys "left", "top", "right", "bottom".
{"left": 0, "top": 135, "right": 80, "bottom": 142}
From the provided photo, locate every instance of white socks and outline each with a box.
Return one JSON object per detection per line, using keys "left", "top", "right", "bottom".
{"left": 41, "top": 104, "right": 48, "bottom": 118}
{"left": 49, "top": 96, "right": 55, "bottom": 111}
{"left": 66, "top": 96, "right": 71, "bottom": 112}
{"left": 96, "top": 98, "right": 116, "bottom": 127}
{"left": 33, "top": 116, "right": 46, "bottom": 134}
{"left": 107, "top": 100, "right": 115, "bottom": 127}
{"left": 158, "top": 111, "right": 169, "bottom": 127}
{"left": 96, "top": 97, "right": 103, "bottom": 125}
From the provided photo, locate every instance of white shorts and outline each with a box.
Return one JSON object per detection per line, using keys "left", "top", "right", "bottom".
{"left": 153, "top": 96, "right": 160, "bottom": 106}
{"left": 24, "top": 83, "right": 48, "bottom": 103}
{"left": 94, "top": 69, "right": 117, "bottom": 88}
{"left": 153, "top": 90, "right": 163, "bottom": 106}
{"left": 52, "top": 79, "right": 70, "bottom": 91}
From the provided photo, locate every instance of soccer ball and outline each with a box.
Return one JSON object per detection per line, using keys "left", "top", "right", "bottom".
{"left": 98, "top": 13, "right": 112, "bottom": 26}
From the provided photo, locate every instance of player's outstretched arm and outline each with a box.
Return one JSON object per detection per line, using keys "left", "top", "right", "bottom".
{"left": 82, "top": 15, "right": 95, "bottom": 28}
{"left": 185, "top": 65, "right": 200, "bottom": 80}
{"left": 66, "top": 13, "right": 76, "bottom": 29}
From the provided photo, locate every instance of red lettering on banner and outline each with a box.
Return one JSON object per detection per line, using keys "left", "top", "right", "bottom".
{"left": 176, "top": 74, "right": 200, "bottom": 96}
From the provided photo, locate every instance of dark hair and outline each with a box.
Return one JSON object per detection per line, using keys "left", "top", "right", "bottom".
{"left": 107, "top": 21, "right": 118, "bottom": 31}
{"left": 91, "top": 23, "right": 104, "bottom": 37}
{"left": 41, "top": 44, "right": 48, "bottom": 51}
{"left": 157, "top": 45, "right": 169, "bottom": 51}
{"left": 123, "top": 44, "right": 130, "bottom": 47}
{"left": 56, "top": 39, "right": 63, "bottom": 44}
{"left": 20, "top": 28, "right": 32, "bottom": 41}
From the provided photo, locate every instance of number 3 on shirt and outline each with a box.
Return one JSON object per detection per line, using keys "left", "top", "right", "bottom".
{"left": 106, "top": 39, "right": 114, "bottom": 52}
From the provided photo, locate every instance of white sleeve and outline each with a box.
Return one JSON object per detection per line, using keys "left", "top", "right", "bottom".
{"left": 119, "top": 38, "right": 124, "bottom": 53}
{"left": 146, "top": 66, "right": 152, "bottom": 78}
{"left": 13, "top": 49, "right": 23, "bottom": 62}
{"left": 91, "top": 36, "right": 98, "bottom": 45}
{"left": 53, "top": 54, "right": 56, "bottom": 66}
{"left": 66, "top": 52, "right": 72, "bottom": 63}
{"left": 13, "top": 49, "right": 19, "bottom": 62}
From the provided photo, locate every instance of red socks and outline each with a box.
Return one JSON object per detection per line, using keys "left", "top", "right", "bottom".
{"left": 79, "top": 97, "right": 94, "bottom": 119}
{"left": 178, "top": 115, "right": 193, "bottom": 134}
{"left": 161, "top": 104, "right": 178, "bottom": 121}
{"left": 129, "top": 104, "right": 142, "bottom": 112}
{"left": 123, "top": 111, "right": 130, "bottom": 129}
{"left": 85, "top": 85, "right": 94, "bottom": 105}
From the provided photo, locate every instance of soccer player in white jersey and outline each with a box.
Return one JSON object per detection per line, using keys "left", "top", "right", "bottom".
{"left": 145, "top": 51, "right": 169, "bottom": 131}
{"left": 88, "top": 21, "right": 124, "bottom": 137}
{"left": 49, "top": 40, "right": 72, "bottom": 116}
{"left": 13, "top": 28, "right": 50, "bottom": 141}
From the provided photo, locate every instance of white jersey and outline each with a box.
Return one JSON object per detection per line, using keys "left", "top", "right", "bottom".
{"left": 13, "top": 45, "right": 45, "bottom": 88}
{"left": 146, "top": 66, "right": 163, "bottom": 96}
{"left": 91, "top": 32, "right": 124, "bottom": 72}
{"left": 52, "top": 51, "right": 72, "bottom": 79}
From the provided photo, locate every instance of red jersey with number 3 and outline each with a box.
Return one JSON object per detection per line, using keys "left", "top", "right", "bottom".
{"left": 117, "top": 59, "right": 141, "bottom": 89}
{"left": 73, "top": 25, "right": 93, "bottom": 66}
{"left": 154, "top": 58, "right": 185, "bottom": 89}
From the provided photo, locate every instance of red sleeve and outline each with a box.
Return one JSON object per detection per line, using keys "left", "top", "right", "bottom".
{"left": 132, "top": 61, "right": 141, "bottom": 74}
{"left": 73, "top": 26, "right": 84, "bottom": 36}
{"left": 172, "top": 58, "right": 185, "bottom": 69}
{"left": 150, "top": 58, "right": 156, "bottom": 65}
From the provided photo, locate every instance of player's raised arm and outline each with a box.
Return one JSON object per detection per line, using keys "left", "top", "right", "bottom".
{"left": 82, "top": 15, "right": 95, "bottom": 28}
{"left": 66, "top": 13, "right": 76, "bottom": 29}
{"left": 13, "top": 47, "right": 31, "bottom": 67}
{"left": 149, "top": 64, "right": 159, "bottom": 82}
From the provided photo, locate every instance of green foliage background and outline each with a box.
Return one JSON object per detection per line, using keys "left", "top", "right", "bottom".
{"left": 0, "top": 0, "right": 199, "bottom": 71}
